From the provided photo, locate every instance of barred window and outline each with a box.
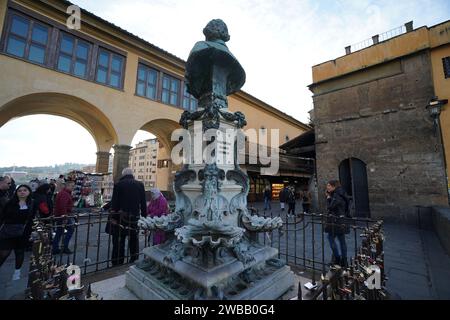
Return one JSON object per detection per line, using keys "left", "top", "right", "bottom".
{"left": 443, "top": 57, "right": 450, "bottom": 79}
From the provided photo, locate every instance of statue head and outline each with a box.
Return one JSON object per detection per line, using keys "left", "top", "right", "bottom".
{"left": 203, "top": 19, "right": 230, "bottom": 43}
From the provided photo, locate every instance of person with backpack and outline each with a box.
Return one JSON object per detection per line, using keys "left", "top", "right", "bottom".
{"left": 324, "top": 180, "right": 351, "bottom": 268}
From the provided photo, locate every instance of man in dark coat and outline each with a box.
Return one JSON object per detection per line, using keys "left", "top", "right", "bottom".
{"left": 325, "top": 180, "right": 349, "bottom": 267}
{"left": 279, "top": 186, "right": 288, "bottom": 211}
{"left": 109, "top": 168, "right": 147, "bottom": 265}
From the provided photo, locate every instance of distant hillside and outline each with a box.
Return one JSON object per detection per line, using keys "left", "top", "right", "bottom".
{"left": 1, "top": 163, "right": 94, "bottom": 177}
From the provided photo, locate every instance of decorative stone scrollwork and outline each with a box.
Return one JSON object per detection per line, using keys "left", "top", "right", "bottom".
{"left": 173, "top": 166, "right": 196, "bottom": 220}
{"left": 138, "top": 213, "right": 183, "bottom": 232}
{"left": 179, "top": 101, "right": 247, "bottom": 131}
{"left": 240, "top": 212, "right": 283, "bottom": 233}
{"left": 175, "top": 219, "right": 244, "bottom": 248}
{"left": 163, "top": 240, "right": 186, "bottom": 266}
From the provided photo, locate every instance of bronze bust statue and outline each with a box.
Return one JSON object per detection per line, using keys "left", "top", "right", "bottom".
{"left": 185, "top": 19, "right": 246, "bottom": 103}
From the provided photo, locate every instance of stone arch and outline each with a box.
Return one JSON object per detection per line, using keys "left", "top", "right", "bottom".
{"left": 0, "top": 92, "right": 118, "bottom": 172}
{"left": 138, "top": 118, "right": 182, "bottom": 151}
{"left": 131, "top": 118, "right": 182, "bottom": 193}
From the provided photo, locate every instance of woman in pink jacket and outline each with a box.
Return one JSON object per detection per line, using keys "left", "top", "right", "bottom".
{"left": 146, "top": 188, "right": 169, "bottom": 245}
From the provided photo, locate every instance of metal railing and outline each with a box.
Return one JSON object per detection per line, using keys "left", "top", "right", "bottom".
{"left": 346, "top": 21, "right": 413, "bottom": 54}
{"left": 34, "top": 211, "right": 152, "bottom": 275}
{"left": 33, "top": 209, "right": 380, "bottom": 278}
{"left": 256, "top": 209, "right": 379, "bottom": 279}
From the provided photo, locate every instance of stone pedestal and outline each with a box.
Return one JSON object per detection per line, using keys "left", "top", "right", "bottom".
{"left": 126, "top": 246, "right": 294, "bottom": 300}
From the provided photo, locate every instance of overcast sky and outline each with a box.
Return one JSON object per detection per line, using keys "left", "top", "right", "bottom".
{"left": 0, "top": 0, "right": 449, "bottom": 167}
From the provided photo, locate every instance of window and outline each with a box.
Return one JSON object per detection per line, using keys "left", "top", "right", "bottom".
{"left": 157, "top": 159, "right": 170, "bottom": 168}
{"left": 183, "top": 83, "right": 197, "bottom": 111}
{"left": 56, "top": 32, "right": 91, "bottom": 78}
{"left": 5, "top": 13, "right": 50, "bottom": 65}
{"left": 95, "top": 48, "right": 124, "bottom": 88}
{"left": 443, "top": 57, "right": 450, "bottom": 79}
{"left": 136, "top": 63, "right": 158, "bottom": 100}
{"left": 161, "top": 74, "right": 180, "bottom": 106}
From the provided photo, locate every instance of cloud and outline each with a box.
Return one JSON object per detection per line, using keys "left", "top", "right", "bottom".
{"left": 1, "top": 0, "right": 448, "bottom": 166}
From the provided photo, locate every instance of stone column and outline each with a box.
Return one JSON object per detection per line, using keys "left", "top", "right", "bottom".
{"left": 112, "top": 144, "right": 132, "bottom": 182}
{"left": 96, "top": 151, "right": 111, "bottom": 173}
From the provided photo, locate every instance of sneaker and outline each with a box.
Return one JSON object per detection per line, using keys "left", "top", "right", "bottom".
{"left": 12, "top": 269, "right": 21, "bottom": 281}
{"left": 63, "top": 248, "right": 73, "bottom": 254}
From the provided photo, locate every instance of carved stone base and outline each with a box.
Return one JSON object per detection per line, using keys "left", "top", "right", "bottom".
{"left": 125, "top": 257, "right": 295, "bottom": 300}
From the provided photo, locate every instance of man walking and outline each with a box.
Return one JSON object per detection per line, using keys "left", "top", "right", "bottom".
{"left": 263, "top": 186, "right": 272, "bottom": 211}
{"left": 110, "top": 168, "right": 147, "bottom": 265}
{"left": 52, "top": 180, "right": 75, "bottom": 254}
{"left": 287, "top": 186, "right": 296, "bottom": 218}
{"left": 279, "top": 186, "right": 288, "bottom": 212}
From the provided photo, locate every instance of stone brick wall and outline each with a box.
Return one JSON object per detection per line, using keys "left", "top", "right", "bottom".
{"left": 313, "top": 51, "right": 448, "bottom": 221}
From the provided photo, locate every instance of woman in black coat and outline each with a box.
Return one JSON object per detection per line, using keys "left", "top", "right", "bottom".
{"left": 0, "top": 184, "right": 36, "bottom": 280}
{"left": 325, "top": 180, "right": 349, "bottom": 267}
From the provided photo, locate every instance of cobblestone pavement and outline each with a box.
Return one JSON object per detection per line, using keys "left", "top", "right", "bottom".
{"left": 1, "top": 201, "right": 450, "bottom": 299}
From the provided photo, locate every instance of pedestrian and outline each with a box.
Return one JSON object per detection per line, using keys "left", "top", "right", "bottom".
{"left": 0, "top": 185, "right": 36, "bottom": 280}
{"left": 324, "top": 180, "right": 349, "bottom": 267}
{"left": 0, "top": 176, "right": 12, "bottom": 216}
{"left": 52, "top": 180, "right": 75, "bottom": 255}
{"left": 30, "top": 178, "right": 39, "bottom": 193}
{"left": 279, "top": 186, "right": 288, "bottom": 212}
{"left": 146, "top": 188, "right": 169, "bottom": 245}
{"left": 33, "top": 183, "right": 53, "bottom": 218}
{"left": 302, "top": 189, "right": 312, "bottom": 214}
{"left": 109, "top": 168, "right": 147, "bottom": 265}
{"left": 49, "top": 179, "right": 56, "bottom": 203}
{"left": 8, "top": 177, "right": 16, "bottom": 199}
{"left": 287, "top": 186, "right": 296, "bottom": 217}
{"left": 263, "top": 186, "right": 272, "bottom": 211}
{"left": 56, "top": 175, "right": 65, "bottom": 194}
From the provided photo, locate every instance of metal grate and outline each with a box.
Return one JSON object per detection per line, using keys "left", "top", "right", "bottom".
{"left": 443, "top": 57, "right": 450, "bottom": 79}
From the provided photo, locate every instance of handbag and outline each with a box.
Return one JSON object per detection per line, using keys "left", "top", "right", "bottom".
{"left": 0, "top": 223, "right": 26, "bottom": 240}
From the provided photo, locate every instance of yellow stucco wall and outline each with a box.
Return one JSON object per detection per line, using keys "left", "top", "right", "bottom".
{"left": 312, "top": 21, "right": 450, "bottom": 85}
{"left": 0, "top": 0, "right": 308, "bottom": 190}
{"left": 431, "top": 44, "right": 450, "bottom": 180}
{"left": 311, "top": 19, "right": 450, "bottom": 190}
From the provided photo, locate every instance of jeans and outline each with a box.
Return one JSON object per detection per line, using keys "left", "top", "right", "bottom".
{"left": 52, "top": 217, "right": 75, "bottom": 251}
{"left": 327, "top": 233, "right": 347, "bottom": 262}
{"left": 264, "top": 198, "right": 271, "bottom": 210}
{"left": 288, "top": 202, "right": 296, "bottom": 214}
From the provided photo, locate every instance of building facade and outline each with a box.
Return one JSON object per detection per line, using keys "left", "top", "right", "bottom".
{"left": 310, "top": 20, "right": 450, "bottom": 222}
{"left": 129, "top": 138, "right": 158, "bottom": 190}
{"left": 0, "top": 0, "right": 309, "bottom": 192}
